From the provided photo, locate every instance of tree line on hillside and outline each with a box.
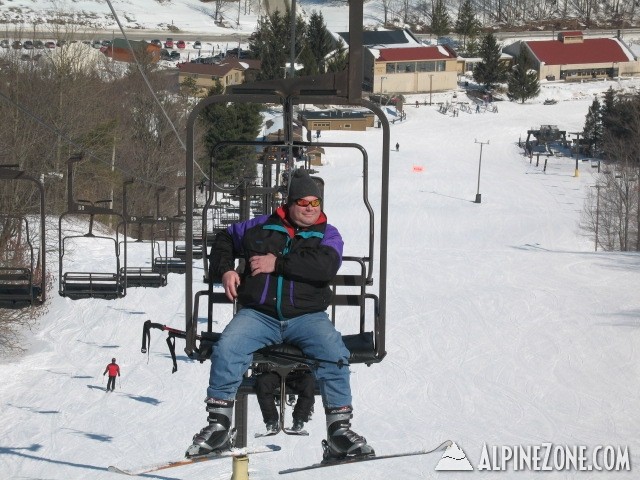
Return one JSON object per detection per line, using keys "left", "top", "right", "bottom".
{"left": 580, "top": 88, "right": 640, "bottom": 251}
{"left": 181, "top": 0, "right": 640, "bottom": 34}
{"left": 377, "top": 0, "right": 637, "bottom": 34}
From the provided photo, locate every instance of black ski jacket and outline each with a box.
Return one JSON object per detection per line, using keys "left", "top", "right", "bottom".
{"left": 210, "top": 206, "right": 343, "bottom": 320}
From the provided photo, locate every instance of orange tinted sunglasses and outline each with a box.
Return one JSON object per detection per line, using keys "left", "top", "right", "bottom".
{"left": 294, "top": 198, "right": 321, "bottom": 207}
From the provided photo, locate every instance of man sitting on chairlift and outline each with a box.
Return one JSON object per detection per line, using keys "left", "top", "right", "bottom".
{"left": 187, "top": 170, "right": 374, "bottom": 460}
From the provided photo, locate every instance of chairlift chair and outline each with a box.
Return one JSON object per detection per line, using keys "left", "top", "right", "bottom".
{"left": 58, "top": 155, "right": 126, "bottom": 300}
{"left": 0, "top": 165, "right": 46, "bottom": 308}
{"left": 141, "top": 0, "right": 390, "bottom": 447}
{"left": 117, "top": 179, "right": 168, "bottom": 288}
{"left": 174, "top": 186, "right": 204, "bottom": 260}
{"left": 152, "top": 187, "right": 187, "bottom": 275}
{"left": 0, "top": 215, "right": 43, "bottom": 308}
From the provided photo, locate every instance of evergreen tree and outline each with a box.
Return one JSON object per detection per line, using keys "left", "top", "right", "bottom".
{"left": 430, "top": 0, "right": 450, "bottom": 39}
{"left": 326, "top": 39, "right": 348, "bottom": 73}
{"left": 180, "top": 76, "right": 200, "bottom": 100}
{"left": 465, "top": 36, "right": 480, "bottom": 57}
{"left": 605, "top": 95, "right": 639, "bottom": 141}
{"left": 305, "top": 11, "right": 332, "bottom": 73}
{"left": 200, "top": 80, "right": 263, "bottom": 183}
{"left": 298, "top": 45, "right": 319, "bottom": 76}
{"left": 473, "top": 33, "right": 509, "bottom": 89}
{"left": 248, "top": 7, "right": 306, "bottom": 81}
{"left": 454, "top": 0, "right": 481, "bottom": 51}
{"left": 582, "top": 98, "right": 603, "bottom": 157}
{"left": 507, "top": 48, "right": 540, "bottom": 103}
{"left": 600, "top": 87, "right": 617, "bottom": 133}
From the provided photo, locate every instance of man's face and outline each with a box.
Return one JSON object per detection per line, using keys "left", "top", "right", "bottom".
{"left": 288, "top": 196, "right": 321, "bottom": 227}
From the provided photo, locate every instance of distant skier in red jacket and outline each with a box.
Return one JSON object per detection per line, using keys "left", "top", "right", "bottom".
{"left": 103, "top": 358, "right": 120, "bottom": 392}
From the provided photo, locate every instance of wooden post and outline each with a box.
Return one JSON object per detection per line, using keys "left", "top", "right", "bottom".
{"left": 231, "top": 455, "right": 249, "bottom": 480}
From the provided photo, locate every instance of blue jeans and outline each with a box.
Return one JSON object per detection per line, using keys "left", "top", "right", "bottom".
{"left": 208, "top": 308, "right": 352, "bottom": 408}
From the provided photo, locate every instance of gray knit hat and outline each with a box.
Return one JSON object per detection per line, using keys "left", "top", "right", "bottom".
{"left": 287, "top": 170, "right": 322, "bottom": 203}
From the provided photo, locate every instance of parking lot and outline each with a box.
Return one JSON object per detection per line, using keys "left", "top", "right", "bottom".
{"left": 1, "top": 36, "right": 246, "bottom": 65}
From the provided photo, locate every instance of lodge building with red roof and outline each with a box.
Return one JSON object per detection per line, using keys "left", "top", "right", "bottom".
{"left": 335, "top": 29, "right": 458, "bottom": 95}
{"left": 504, "top": 31, "right": 639, "bottom": 81}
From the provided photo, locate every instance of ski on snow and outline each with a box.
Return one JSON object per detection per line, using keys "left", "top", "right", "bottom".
{"left": 279, "top": 440, "right": 453, "bottom": 475}
{"left": 107, "top": 444, "right": 281, "bottom": 476}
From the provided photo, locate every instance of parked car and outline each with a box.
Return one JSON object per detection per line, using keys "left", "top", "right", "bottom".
{"left": 45, "top": 41, "right": 56, "bottom": 49}
{"left": 193, "top": 40, "right": 202, "bottom": 49}
{"left": 23, "top": 40, "right": 34, "bottom": 49}
{"left": 165, "top": 38, "right": 174, "bottom": 48}
{"left": 92, "top": 40, "right": 102, "bottom": 48}
{"left": 160, "top": 49, "right": 171, "bottom": 61}
{"left": 101, "top": 40, "right": 112, "bottom": 47}
{"left": 0, "top": 39, "right": 10, "bottom": 48}
{"left": 226, "top": 48, "right": 250, "bottom": 59}
{"left": 11, "top": 40, "right": 22, "bottom": 49}
{"left": 170, "top": 50, "right": 180, "bottom": 60}
{"left": 56, "top": 39, "right": 67, "bottom": 47}
{"left": 150, "top": 39, "right": 162, "bottom": 47}
{"left": 176, "top": 40, "right": 185, "bottom": 49}
{"left": 34, "top": 40, "right": 45, "bottom": 49}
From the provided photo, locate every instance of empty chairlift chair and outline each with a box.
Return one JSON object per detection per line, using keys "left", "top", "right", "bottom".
{"left": 0, "top": 216, "right": 43, "bottom": 308}
{"left": 152, "top": 187, "right": 186, "bottom": 275}
{"left": 0, "top": 165, "right": 46, "bottom": 308}
{"left": 118, "top": 179, "right": 167, "bottom": 288}
{"left": 174, "top": 186, "right": 204, "bottom": 260}
{"left": 58, "top": 155, "right": 126, "bottom": 300}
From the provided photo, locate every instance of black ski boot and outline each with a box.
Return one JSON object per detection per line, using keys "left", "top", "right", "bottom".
{"left": 322, "top": 406, "right": 375, "bottom": 461}
{"left": 265, "top": 419, "right": 279, "bottom": 435}
{"left": 186, "top": 398, "right": 235, "bottom": 457}
{"left": 291, "top": 418, "right": 305, "bottom": 432}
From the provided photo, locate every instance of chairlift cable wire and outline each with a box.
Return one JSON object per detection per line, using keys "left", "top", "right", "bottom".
{"left": 104, "top": 0, "right": 210, "bottom": 182}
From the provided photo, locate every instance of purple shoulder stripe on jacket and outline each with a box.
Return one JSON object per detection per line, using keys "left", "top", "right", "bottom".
{"left": 226, "top": 214, "right": 271, "bottom": 251}
{"left": 321, "top": 223, "right": 344, "bottom": 267}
